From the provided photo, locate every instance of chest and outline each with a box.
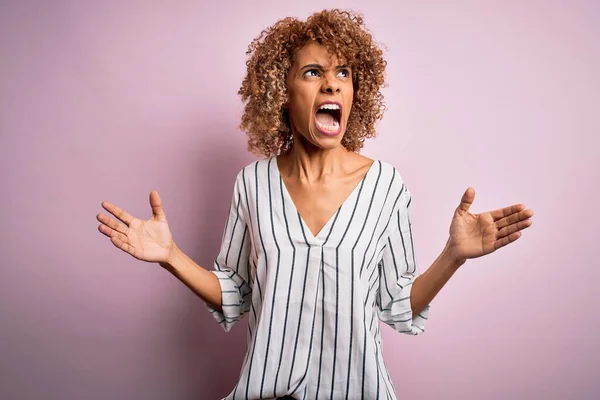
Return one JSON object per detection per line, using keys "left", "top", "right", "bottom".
{"left": 283, "top": 179, "right": 361, "bottom": 238}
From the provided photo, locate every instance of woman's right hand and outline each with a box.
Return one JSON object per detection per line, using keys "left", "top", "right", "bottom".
{"left": 97, "top": 191, "right": 175, "bottom": 264}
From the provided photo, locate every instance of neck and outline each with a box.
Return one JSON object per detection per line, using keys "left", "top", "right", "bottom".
{"left": 279, "top": 134, "right": 351, "bottom": 183}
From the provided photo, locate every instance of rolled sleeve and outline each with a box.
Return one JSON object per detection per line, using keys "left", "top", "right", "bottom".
{"left": 205, "top": 173, "right": 252, "bottom": 332}
{"left": 377, "top": 184, "right": 430, "bottom": 335}
{"left": 206, "top": 268, "right": 252, "bottom": 332}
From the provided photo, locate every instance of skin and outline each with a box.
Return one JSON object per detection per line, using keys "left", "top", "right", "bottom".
{"left": 278, "top": 42, "right": 374, "bottom": 237}
{"left": 285, "top": 42, "right": 353, "bottom": 152}
{"left": 96, "top": 42, "right": 534, "bottom": 317}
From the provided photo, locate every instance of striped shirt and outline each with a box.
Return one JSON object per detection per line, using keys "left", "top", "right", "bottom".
{"left": 206, "top": 156, "right": 430, "bottom": 400}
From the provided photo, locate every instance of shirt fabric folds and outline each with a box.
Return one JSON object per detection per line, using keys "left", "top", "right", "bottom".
{"left": 206, "top": 157, "right": 430, "bottom": 400}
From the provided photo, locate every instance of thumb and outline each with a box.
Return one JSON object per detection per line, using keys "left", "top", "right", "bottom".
{"left": 149, "top": 191, "right": 167, "bottom": 222}
{"left": 458, "top": 187, "right": 475, "bottom": 213}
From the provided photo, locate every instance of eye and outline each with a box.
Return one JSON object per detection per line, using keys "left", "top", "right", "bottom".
{"left": 337, "top": 69, "right": 350, "bottom": 78}
{"left": 303, "top": 69, "right": 320, "bottom": 78}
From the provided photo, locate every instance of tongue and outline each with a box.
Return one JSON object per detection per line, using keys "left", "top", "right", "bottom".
{"left": 316, "top": 110, "right": 335, "bottom": 126}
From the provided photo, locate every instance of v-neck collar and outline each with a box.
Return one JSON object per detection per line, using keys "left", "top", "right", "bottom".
{"left": 273, "top": 156, "right": 376, "bottom": 244}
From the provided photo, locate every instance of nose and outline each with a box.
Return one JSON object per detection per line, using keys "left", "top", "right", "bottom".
{"left": 321, "top": 75, "right": 340, "bottom": 94}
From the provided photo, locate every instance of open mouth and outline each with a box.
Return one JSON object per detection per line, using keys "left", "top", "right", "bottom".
{"left": 315, "top": 102, "right": 342, "bottom": 134}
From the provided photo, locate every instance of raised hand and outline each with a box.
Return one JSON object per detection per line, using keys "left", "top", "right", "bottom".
{"left": 448, "top": 187, "right": 534, "bottom": 263}
{"left": 96, "top": 191, "right": 175, "bottom": 263}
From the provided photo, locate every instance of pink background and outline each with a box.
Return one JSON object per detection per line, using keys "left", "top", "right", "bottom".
{"left": 1, "top": 1, "right": 599, "bottom": 399}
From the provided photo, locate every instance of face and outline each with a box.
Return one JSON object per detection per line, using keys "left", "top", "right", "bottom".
{"left": 285, "top": 42, "right": 354, "bottom": 150}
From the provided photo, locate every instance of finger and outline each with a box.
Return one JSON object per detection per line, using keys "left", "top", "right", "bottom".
{"left": 495, "top": 208, "right": 534, "bottom": 230}
{"left": 458, "top": 187, "right": 475, "bottom": 212}
{"left": 96, "top": 213, "right": 128, "bottom": 236}
{"left": 496, "top": 218, "right": 532, "bottom": 239}
{"left": 110, "top": 235, "right": 139, "bottom": 258}
{"left": 489, "top": 204, "right": 526, "bottom": 220}
{"left": 494, "top": 231, "right": 521, "bottom": 251}
{"left": 101, "top": 201, "right": 134, "bottom": 226}
{"left": 98, "top": 223, "right": 130, "bottom": 245}
{"left": 149, "top": 191, "right": 167, "bottom": 222}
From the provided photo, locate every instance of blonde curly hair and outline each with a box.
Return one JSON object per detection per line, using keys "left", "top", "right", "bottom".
{"left": 238, "top": 9, "right": 387, "bottom": 157}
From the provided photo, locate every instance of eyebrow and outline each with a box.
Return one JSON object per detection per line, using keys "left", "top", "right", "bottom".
{"left": 300, "top": 63, "right": 350, "bottom": 70}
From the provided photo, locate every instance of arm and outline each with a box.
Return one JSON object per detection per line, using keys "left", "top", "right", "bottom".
{"left": 202, "top": 171, "right": 253, "bottom": 332}
{"left": 411, "top": 186, "right": 533, "bottom": 317}
{"left": 377, "top": 184, "right": 430, "bottom": 335}
{"left": 97, "top": 173, "right": 253, "bottom": 329}
{"left": 160, "top": 171, "right": 252, "bottom": 319}
{"left": 160, "top": 245, "right": 224, "bottom": 311}
{"left": 156, "top": 171, "right": 253, "bottom": 331}
{"left": 410, "top": 239, "right": 464, "bottom": 316}
{"left": 97, "top": 192, "right": 222, "bottom": 311}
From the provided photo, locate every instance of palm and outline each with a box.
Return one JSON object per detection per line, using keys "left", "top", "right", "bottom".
{"left": 450, "top": 210, "right": 499, "bottom": 259}
{"left": 97, "top": 191, "right": 174, "bottom": 263}
{"left": 448, "top": 187, "right": 533, "bottom": 262}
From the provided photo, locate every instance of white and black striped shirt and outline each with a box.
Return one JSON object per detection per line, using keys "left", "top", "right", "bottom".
{"left": 206, "top": 157, "right": 430, "bottom": 400}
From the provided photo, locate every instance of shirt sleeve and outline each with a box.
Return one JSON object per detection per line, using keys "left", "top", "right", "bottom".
{"left": 377, "top": 182, "right": 430, "bottom": 335}
{"left": 205, "top": 173, "right": 253, "bottom": 332}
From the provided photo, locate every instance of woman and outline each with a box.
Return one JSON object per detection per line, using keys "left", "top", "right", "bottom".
{"left": 96, "top": 9, "right": 533, "bottom": 400}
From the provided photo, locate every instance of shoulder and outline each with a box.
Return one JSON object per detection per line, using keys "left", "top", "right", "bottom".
{"left": 234, "top": 157, "right": 274, "bottom": 179}
{"left": 230, "top": 157, "right": 276, "bottom": 192}
{"left": 369, "top": 159, "right": 412, "bottom": 209}
{"left": 370, "top": 159, "right": 407, "bottom": 188}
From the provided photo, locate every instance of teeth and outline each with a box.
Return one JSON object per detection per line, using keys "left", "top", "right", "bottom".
{"left": 318, "top": 103, "right": 340, "bottom": 111}
{"left": 316, "top": 119, "right": 340, "bottom": 131}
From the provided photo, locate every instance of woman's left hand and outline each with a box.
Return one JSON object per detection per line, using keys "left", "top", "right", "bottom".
{"left": 447, "top": 187, "right": 534, "bottom": 263}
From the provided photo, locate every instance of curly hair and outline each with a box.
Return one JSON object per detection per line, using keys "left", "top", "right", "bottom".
{"left": 238, "top": 9, "right": 387, "bottom": 157}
